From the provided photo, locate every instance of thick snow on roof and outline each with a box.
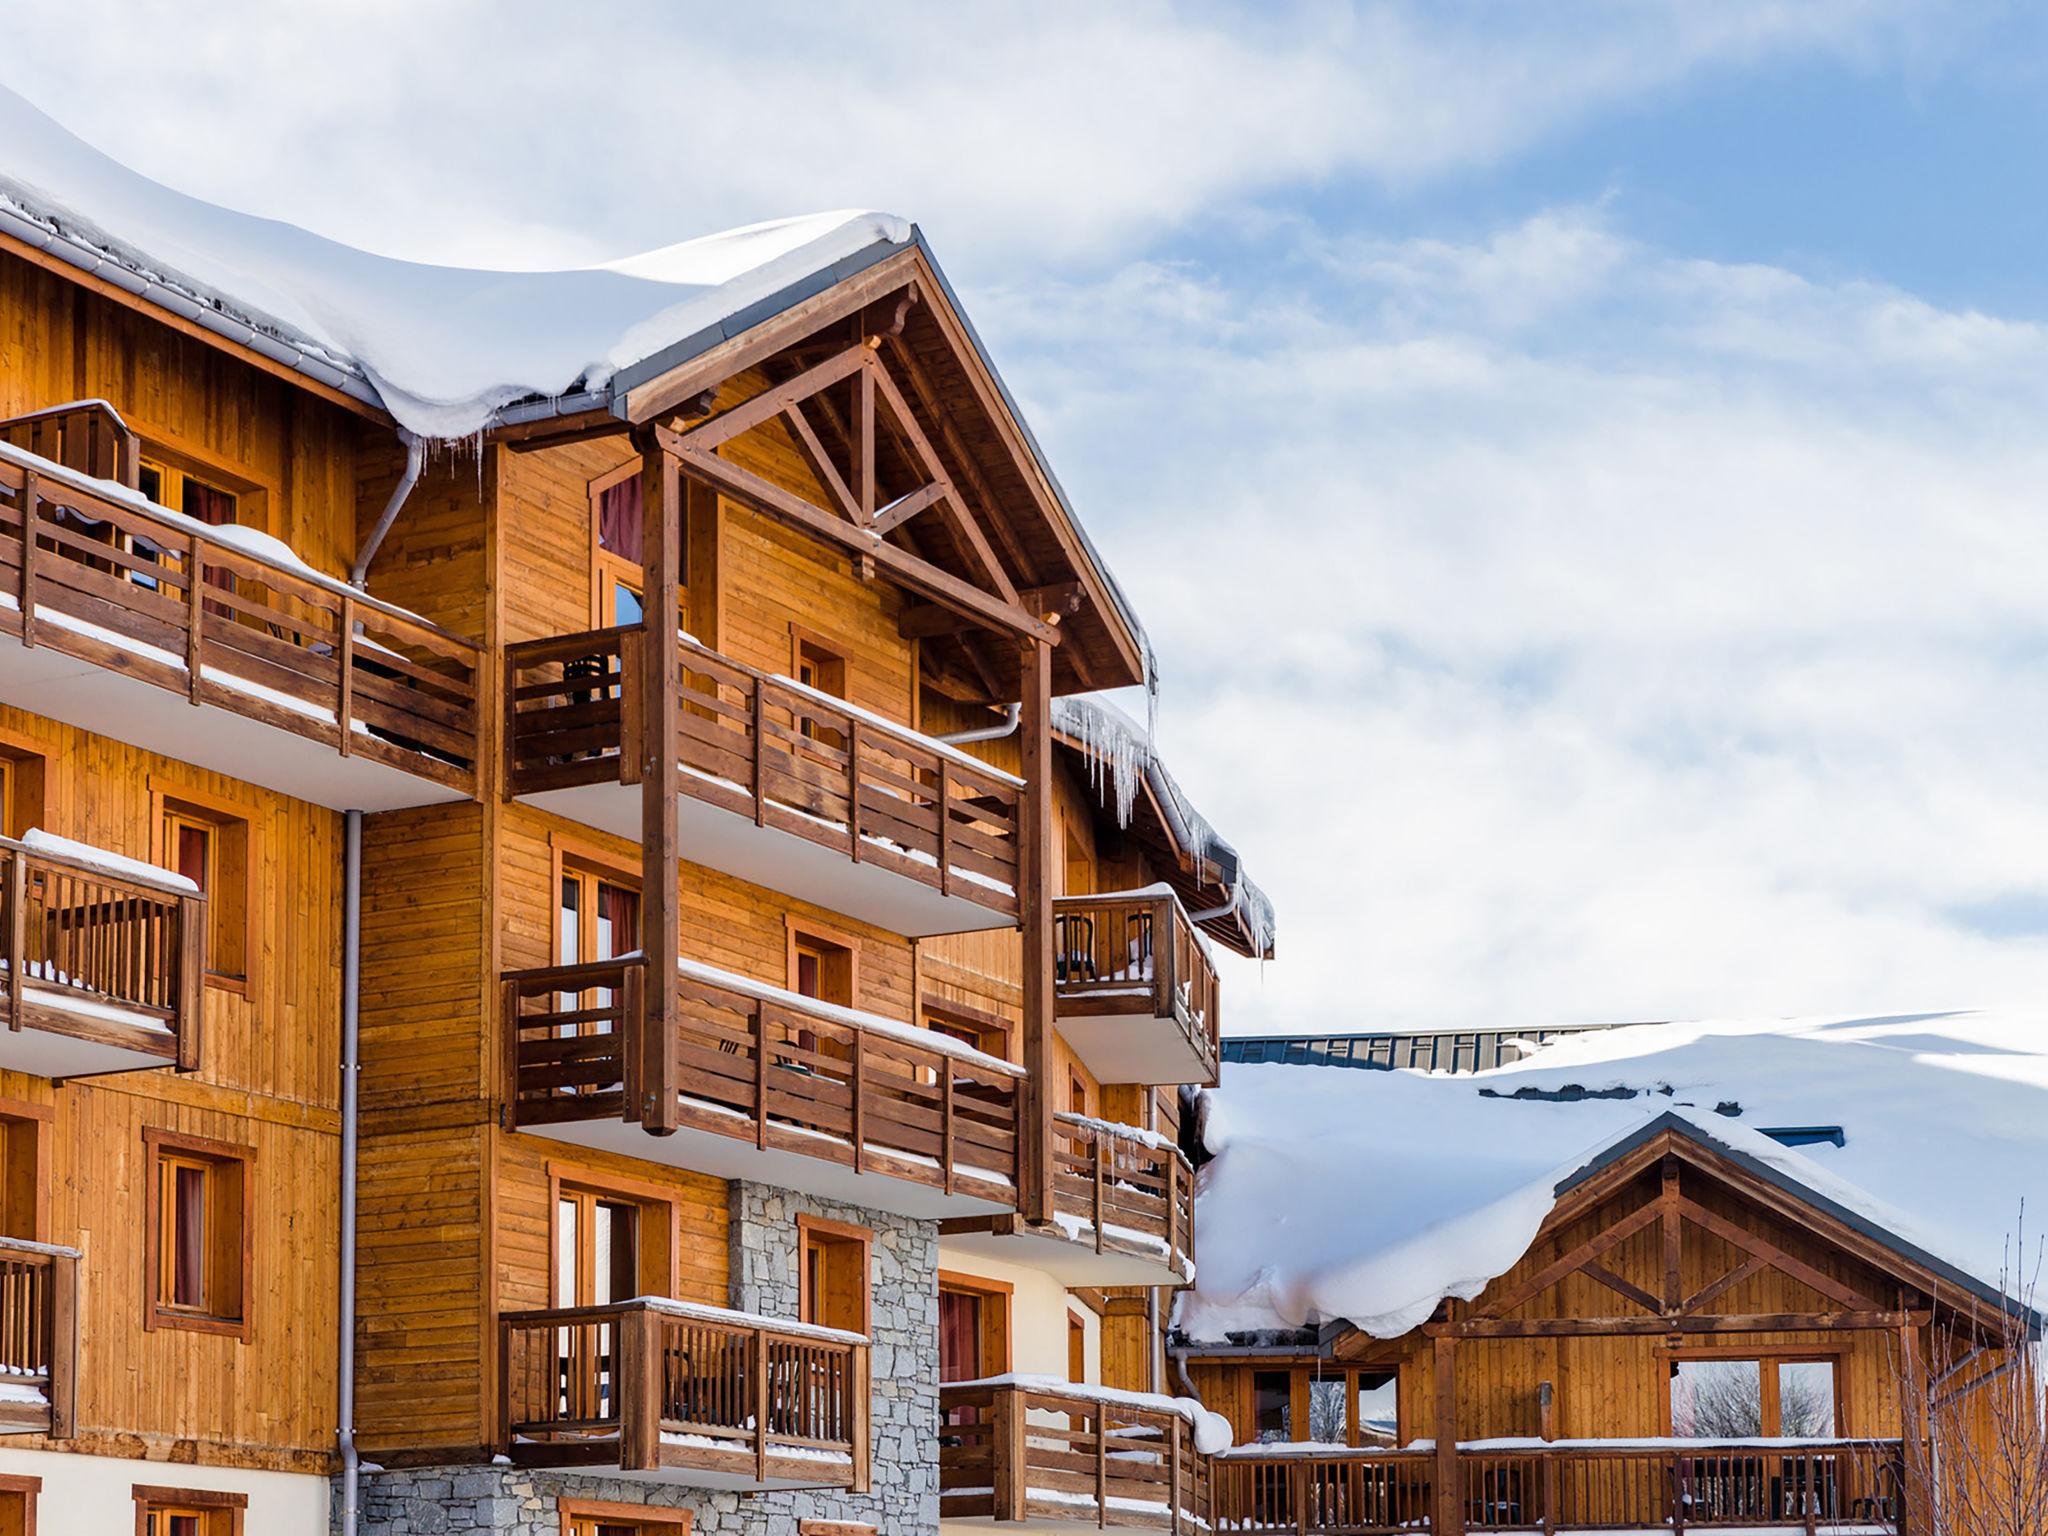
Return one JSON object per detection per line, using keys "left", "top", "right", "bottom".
{"left": 1180, "top": 1010, "right": 2048, "bottom": 1344}
{"left": 0, "top": 85, "right": 908, "bottom": 437}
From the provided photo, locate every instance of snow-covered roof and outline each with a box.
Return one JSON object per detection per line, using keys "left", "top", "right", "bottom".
{"left": 1054, "top": 695, "right": 1275, "bottom": 958}
{"left": 1180, "top": 1010, "right": 2048, "bottom": 1344}
{"left": 0, "top": 85, "right": 910, "bottom": 439}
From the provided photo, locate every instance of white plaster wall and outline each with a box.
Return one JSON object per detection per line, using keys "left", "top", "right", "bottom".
{"left": 938, "top": 1243, "right": 1097, "bottom": 1383}
{"left": 0, "top": 1445, "right": 329, "bottom": 1531}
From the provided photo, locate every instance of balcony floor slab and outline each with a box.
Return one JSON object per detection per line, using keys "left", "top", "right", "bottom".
{"left": 940, "top": 1222, "right": 1193, "bottom": 1288}
{"left": 1055, "top": 1009, "right": 1212, "bottom": 1087}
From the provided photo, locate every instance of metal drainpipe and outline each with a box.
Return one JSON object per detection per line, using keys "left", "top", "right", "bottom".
{"left": 350, "top": 430, "right": 424, "bottom": 588}
{"left": 1189, "top": 877, "right": 1240, "bottom": 925}
{"left": 340, "top": 809, "right": 362, "bottom": 1535}
{"left": 936, "top": 702, "right": 1020, "bottom": 745}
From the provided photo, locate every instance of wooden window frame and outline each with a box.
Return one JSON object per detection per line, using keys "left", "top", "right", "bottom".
{"left": 796, "top": 1212, "right": 873, "bottom": 1336}
{"left": 559, "top": 1495, "right": 692, "bottom": 1534}
{"left": 589, "top": 458, "right": 654, "bottom": 630}
{"left": 551, "top": 837, "right": 642, "bottom": 967}
{"left": 140, "top": 1128, "right": 255, "bottom": 1342}
{"left": 788, "top": 623, "right": 851, "bottom": 748}
{"left": 148, "top": 779, "right": 257, "bottom": 996}
{"left": 1659, "top": 1344, "right": 1846, "bottom": 1438}
{"left": 0, "top": 1099, "right": 52, "bottom": 1244}
{"left": 1067, "top": 1308, "right": 1089, "bottom": 1383}
{"left": 784, "top": 916, "right": 861, "bottom": 1009}
{"left": 546, "top": 1161, "right": 680, "bottom": 1307}
{"left": 129, "top": 417, "right": 275, "bottom": 534}
{"left": 0, "top": 737, "right": 46, "bottom": 842}
{"left": 0, "top": 1472, "right": 38, "bottom": 1535}
{"left": 921, "top": 997, "right": 1012, "bottom": 1065}
{"left": 937, "top": 1268, "right": 1013, "bottom": 1379}
{"left": 131, "top": 1484, "right": 247, "bottom": 1536}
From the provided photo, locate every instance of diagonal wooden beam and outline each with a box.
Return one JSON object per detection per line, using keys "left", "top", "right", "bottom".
{"left": 871, "top": 480, "right": 950, "bottom": 536}
{"left": 684, "top": 344, "right": 869, "bottom": 452}
{"left": 782, "top": 401, "right": 859, "bottom": 522}
{"left": 1680, "top": 1254, "right": 1770, "bottom": 1316}
{"left": 1583, "top": 1261, "right": 1664, "bottom": 1317}
{"left": 866, "top": 354, "right": 1019, "bottom": 603}
{"left": 659, "top": 427, "right": 1059, "bottom": 646}
{"left": 1477, "top": 1200, "right": 1663, "bottom": 1319}
{"left": 1676, "top": 1196, "right": 1882, "bottom": 1313}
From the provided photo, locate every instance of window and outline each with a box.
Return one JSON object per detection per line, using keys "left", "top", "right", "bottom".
{"left": 798, "top": 1214, "right": 871, "bottom": 1335}
{"left": 922, "top": 999, "right": 1010, "bottom": 1067}
{"left": 1068, "top": 1310, "right": 1087, "bottom": 1383}
{"left": 555, "top": 1186, "right": 642, "bottom": 1309}
{"left": 560, "top": 1500, "right": 691, "bottom": 1536}
{"left": 137, "top": 456, "right": 249, "bottom": 618}
{"left": 1669, "top": 1353, "right": 1839, "bottom": 1438}
{"left": 0, "top": 744, "right": 44, "bottom": 841}
{"left": 556, "top": 854, "right": 639, "bottom": 1034}
{"left": 590, "top": 462, "right": 689, "bottom": 630}
{"left": 939, "top": 1270, "right": 1011, "bottom": 1431}
{"left": 143, "top": 1129, "right": 252, "bottom": 1339}
{"left": 787, "top": 919, "right": 857, "bottom": 1061}
{"left": 0, "top": 1107, "right": 46, "bottom": 1242}
{"left": 1354, "top": 1370, "right": 1399, "bottom": 1447}
{"left": 133, "top": 1485, "right": 247, "bottom": 1536}
{"left": 1252, "top": 1369, "right": 1293, "bottom": 1443}
{"left": 790, "top": 629, "right": 848, "bottom": 749}
{"left": 1061, "top": 818, "right": 1095, "bottom": 897}
{"left": 1068, "top": 1070, "right": 1088, "bottom": 1119}
{"left": 154, "top": 790, "right": 252, "bottom": 989}
{"left": 0, "top": 1473, "right": 36, "bottom": 1536}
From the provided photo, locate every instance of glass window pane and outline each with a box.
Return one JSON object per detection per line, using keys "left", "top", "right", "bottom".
{"left": 1306, "top": 1376, "right": 1346, "bottom": 1444}
{"left": 1252, "top": 1370, "right": 1292, "bottom": 1443}
{"left": 1778, "top": 1361, "right": 1837, "bottom": 1437}
{"left": 1670, "top": 1358, "right": 1762, "bottom": 1438}
{"left": 172, "top": 1163, "right": 207, "bottom": 1308}
{"left": 613, "top": 582, "right": 643, "bottom": 627}
{"left": 556, "top": 1197, "right": 577, "bottom": 1304}
{"left": 1356, "top": 1371, "right": 1398, "bottom": 1446}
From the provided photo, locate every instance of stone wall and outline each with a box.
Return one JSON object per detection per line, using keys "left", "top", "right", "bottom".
{"left": 344, "top": 1182, "right": 939, "bottom": 1535}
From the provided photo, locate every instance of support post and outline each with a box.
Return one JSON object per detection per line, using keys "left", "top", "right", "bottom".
{"left": 1434, "top": 1333, "right": 1464, "bottom": 1536}
{"left": 1018, "top": 637, "right": 1055, "bottom": 1223}
{"left": 995, "top": 1387, "right": 1028, "bottom": 1521}
{"left": 637, "top": 442, "right": 684, "bottom": 1134}
{"left": 618, "top": 1306, "right": 661, "bottom": 1472}
{"left": 46, "top": 1249, "right": 75, "bottom": 1440}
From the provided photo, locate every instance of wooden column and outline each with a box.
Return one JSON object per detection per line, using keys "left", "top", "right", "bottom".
{"left": 1899, "top": 1318, "right": 1929, "bottom": 1536}
{"left": 1017, "top": 637, "right": 1056, "bottom": 1225}
{"left": 637, "top": 441, "right": 683, "bottom": 1134}
{"left": 1434, "top": 1333, "right": 1465, "bottom": 1536}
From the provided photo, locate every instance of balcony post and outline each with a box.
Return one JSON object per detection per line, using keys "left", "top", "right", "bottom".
{"left": 5, "top": 849, "right": 22, "bottom": 1031}
{"left": 177, "top": 893, "right": 205, "bottom": 1071}
{"left": 47, "top": 1249, "right": 75, "bottom": 1440}
{"left": 995, "top": 1387, "right": 1029, "bottom": 1521}
{"left": 619, "top": 1305, "right": 663, "bottom": 1472}
{"left": 637, "top": 439, "right": 684, "bottom": 1134}
{"left": 1018, "top": 636, "right": 1055, "bottom": 1224}
{"left": 851, "top": 1342, "right": 872, "bottom": 1494}
{"left": 1434, "top": 1333, "right": 1464, "bottom": 1536}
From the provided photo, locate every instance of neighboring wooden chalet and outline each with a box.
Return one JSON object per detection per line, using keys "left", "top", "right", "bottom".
{"left": 1174, "top": 1015, "right": 2046, "bottom": 1536}
{"left": 0, "top": 77, "right": 1274, "bottom": 1536}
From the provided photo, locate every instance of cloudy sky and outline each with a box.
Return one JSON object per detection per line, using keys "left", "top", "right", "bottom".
{"left": 13, "top": 1, "right": 2048, "bottom": 1034}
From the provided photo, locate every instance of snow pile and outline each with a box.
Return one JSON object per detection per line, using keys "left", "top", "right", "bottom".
{"left": 0, "top": 85, "right": 908, "bottom": 439}
{"left": 952, "top": 1374, "right": 1233, "bottom": 1454}
{"left": 1181, "top": 1010, "right": 2048, "bottom": 1342}
{"left": 19, "top": 828, "right": 197, "bottom": 893}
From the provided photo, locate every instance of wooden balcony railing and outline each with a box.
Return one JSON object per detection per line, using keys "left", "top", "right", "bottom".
{"left": 0, "top": 443, "right": 481, "bottom": 794}
{"left": 0, "top": 834, "right": 205, "bottom": 1068}
{"left": 1051, "top": 1113, "right": 1194, "bottom": 1278}
{"left": 504, "top": 956, "right": 1022, "bottom": 1205}
{"left": 1211, "top": 1440, "right": 1907, "bottom": 1534}
{"left": 940, "top": 1380, "right": 1215, "bottom": 1531}
{"left": 0, "top": 401, "right": 139, "bottom": 488}
{"left": 499, "top": 1298, "right": 868, "bottom": 1487}
{"left": 1055, "top": 888, "right": 1221, "bottom": 1081}
{"left": 504, "top": 625, "right": 1023, "bottom": 920}
{"left": 0, "top": 1236, "right": 78, "bottom": 1438}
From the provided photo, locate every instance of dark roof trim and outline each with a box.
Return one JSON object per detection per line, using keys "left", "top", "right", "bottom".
{"left": 1557, "top": 1111, "right": 2042, "bottom": 1331}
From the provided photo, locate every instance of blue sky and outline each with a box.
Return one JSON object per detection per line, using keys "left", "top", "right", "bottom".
{"left": 13, "top": 1, "right": 2048, "bottom": 1032}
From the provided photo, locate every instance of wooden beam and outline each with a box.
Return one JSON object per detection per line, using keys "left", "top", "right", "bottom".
{"left": 1582, "top": 1261, "right": 1664, "bottom": 1317}
{"left": 782, "top": 401, "right": 860, "bottom": 521}
{"left": 1435, "top": 1310, "right": 1930, "bottom": 1339}
{"left": 683, "top": 344, "right": 869, "bottom": 453}
{"left": 1679, "top": 1254, "right": 1770, "bottom": 1317}
{"left": 870, "top": 480, "right": 950, "bottom": 536}
{"left": 901, "top": 581, "right": 1085, "bottom": 639}
{"left": 867, "top": 354, "right": 1018, "bottom": 602}
{"left": 658, "top": 427, "right": 1060, "bottom": 646}
{"left": 496, "top": 408, "right": 632, "bottom": 452}
{"left": 637, "top": 443, "right": 685, "bottom": 1135}
{"left": 1434, "top": 1333, "right": 1464, "bottom": 1536}
{"left": 1477, "top": 1200, "right": 1662, "bottom": 1319}
{"left": 1018, "top": 638, "right": 1055, "bottom": 1226}
{"left": 1675, "top": 1195, "right": 1883, "bottom": 1313}
{"left": 1662, "top": 1158, "right": 1683, "bottom": 1311}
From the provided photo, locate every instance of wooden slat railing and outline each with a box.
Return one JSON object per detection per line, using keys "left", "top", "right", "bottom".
{"left": 1051, "top": 1113, "right": 1194, "bottom": 1278}
{"left": 940, "top": 1380, "right": 1214, "bottom": 1531}
{"left": 504, "top": 625, "right": 1023, "bottom": 919}
{"left": 0, "top": 1236, "right": 78, "bottom": 1439}
{"left": 500, "top": 1299, "right": 868, "bottom": 1486}
{"left": 505, "top": 956, "right": 1022, "bottom": 1205}
{"left": 1054, "top": 889, "right": 1220, "bottom": 1079}
{"left": 0, "top": 447, "right": 481, "bottom": 794}
{"left": 0, "top": 836, "right": 204, "bottom": 1069}
{"left": 0, "top": 401, "right": 139, "bottom": 488}
{"left": 1210, "top": 1440, "right": 1907, "bottom": 1534}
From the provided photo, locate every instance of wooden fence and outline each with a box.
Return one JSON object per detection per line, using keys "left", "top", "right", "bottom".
{"left": 0, "top": 446, "right": 480, "bottom": 793}
{"left": 505, "top": 956, "right": 1022, "bottom": 1204}
{"left": 1054, "top": 889, "right": 1220, "bottom": 1078}
{"left": 940, "top": 1380, "right": 1214, "bottom": 1531}
{"left": 0, "top": 835, "right": 204, "bottom": 1067}
{"left": 1050, "top": 1113, "right": 1193, "bottom": 1277}
{"left": 500, "top": 1299, "right": 867, "bottom": 1486}
{"left": 504, "top": 625, "right": 1022, "bottom": 919}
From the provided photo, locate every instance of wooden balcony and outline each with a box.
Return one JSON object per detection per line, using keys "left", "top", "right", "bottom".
{"left": 0, "top": 1236, "right": 77, "bottom": 1439}
{"left": 1210, "top": 1439, "right": 1906, "bottom": 1534}
{"left": 504, "top": 625, "right": 1022, "bottom": 936}
{"left": 939, "top": 1379, "right": 1215, "bottom": 1532}
{"left": 0, "top": 416, "right": 480, "bottom": 810}
{"left": 0, "top": 834, "right": 203, "bottom": 1078}
{"left": 499, "top": 1298, "right": 868, "bottom": 1491}
{"left": 941, "top": 1114, "right": 1194, "bottom": 1287}
{"left": 504, "top": 956, "right": 1022, "bottom": 1219}
{"left": 1054, "top": 888, "right": 1220, "bottom": 1086}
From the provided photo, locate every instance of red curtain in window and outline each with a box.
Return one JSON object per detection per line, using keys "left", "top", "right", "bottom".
{"left": 597, "top": 477, "right": 643, "bottom": 562}
{"left": 599, "top": 883, "right": 638, "bottom": 960}
{"left": 939, "top": 1289, "right": 982, "bottom": 1383}
{"left": 173, "top": 1164, "right": 207, "bottom": 1307}
{"left": 175, "top": 824, "right": 210, "bottom": 894}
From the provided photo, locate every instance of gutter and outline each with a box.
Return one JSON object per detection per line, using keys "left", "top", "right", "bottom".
{"left": 339, "top": 810, "right": 363, "bottom": 1535}
{"left": 350, "top": 430, "right": 423, "bottom": 588}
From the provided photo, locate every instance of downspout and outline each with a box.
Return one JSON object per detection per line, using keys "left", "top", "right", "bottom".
{"left": 339, "top": 809, "right": 363, "bottom": 1536}
{"left": 1189, "top": 877, "right": 1240, "bottom": 925}
{"left": 936, "top": 702, "right": 1021, "bottom": 745}
{"left": 350, "top": 430, "right": 424, "bottom": 588}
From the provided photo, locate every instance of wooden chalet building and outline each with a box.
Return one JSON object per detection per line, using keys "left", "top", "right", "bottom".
{"left": 1172, "top": 1015, "right": 2045, "bottom": 1536}
{"left": 0, "top": 81, "right": 1274, "bottom": 1536}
